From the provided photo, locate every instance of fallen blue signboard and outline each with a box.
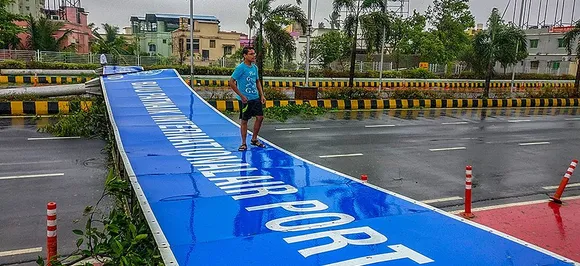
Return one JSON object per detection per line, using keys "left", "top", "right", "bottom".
{"left": 101, "top": 67, "right": 576, "bottom": 266}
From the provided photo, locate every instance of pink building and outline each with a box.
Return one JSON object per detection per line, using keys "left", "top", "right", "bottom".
{"left": 16, "top": 6, "right": 92, "bottom": 53}
{"left": 51, "top": 7, "right": 91, "bottom": 53}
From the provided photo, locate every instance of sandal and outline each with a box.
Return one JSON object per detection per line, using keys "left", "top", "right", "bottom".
{"left": 250, "top": 139, "right": 266, "bottom": 148}
{"left": 238, "top": 144, "right": 247, "bottom": 151}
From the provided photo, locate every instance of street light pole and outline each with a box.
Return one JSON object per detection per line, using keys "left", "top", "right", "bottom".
{"left": 510, "top": 0, "right": 526, "bottom": 96}
{"left": 304, "top": 0, "right": 312, "bottom": 86}
{"left": 189, "top": 0, "right": 194, "bottom": 88}
{"left": 378, "top": 0, "right": 387, "bottom": 94}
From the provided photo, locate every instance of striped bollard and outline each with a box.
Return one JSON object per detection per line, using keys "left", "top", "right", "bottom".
{"left": 47, "top": 202, "right": 57, "bottom": 265}
{"left": 550, "top": 159, "right": 578, "bottom": 204}
{"left": 460, "top": 166, "right": 475, "bottom": 219}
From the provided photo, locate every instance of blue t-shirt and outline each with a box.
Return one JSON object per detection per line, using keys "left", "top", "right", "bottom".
{"left": 231, "top": 63, "right": 259, "bottom": 100}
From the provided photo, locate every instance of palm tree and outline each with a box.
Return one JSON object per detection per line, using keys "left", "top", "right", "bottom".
{"left": 26, "top": 15, "right": 71, "bottom": 51}
{"left": 248, "top": 0, "right": 306, "bottom": 81}
{"left": 473, "top": 8, "right": 527, "bottom": 97}
{"left": 334, "top": 0, "right": 382, "bottom": 87}
{"left": 0, "top": 0, "right": 25, "bottom": 49}
{"left": 91, "top": 24, "right": 130, "bottom": 64}
{"left": 359, "top": 0, "right": 390, "bottom": 55}
{"left": 325, "top": 11, "right": 341, "bottom": 30}
{"left": 91, "top": 24, "right": 128, "bottom": 54}
{"left": 564, "top": 21, "right": 580, "bottom": 96}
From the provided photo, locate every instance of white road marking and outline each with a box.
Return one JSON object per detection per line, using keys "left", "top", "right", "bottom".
{"left": 422, "top": 196, "right": 463, "bottom": 204}
{"left": 429, "top": 147, "right": 466, "bottom": 152}
{"left": 27, "top": 136, "right": 81, "bottom": 141}
{"left": 0, "top": 173, "right": 65, "bottom": 181}
{"left": 543, "top": 183, "right": 580, "bottom": 190}
{"left": 508, "top": 119, "right": 532, "bottom": 123}
{"left": 565, "top": 118, "right": 580, "bottom": 121}
{"left": 0, "top": 247, "right": 42, "bottom": 257}
{"left": 441, "top": 122, "right": 468, "bottom": 125}
{"left": 365, "top": 124, "right": 396, "bottom": 128}
{"left": 275, "top": 128, "right": 310, "bottom": 131}
{"left": 319, "top": 153, "right": 364, "bottom": 158}
{"left": 0, "top": 160, "right": 64, "bottom": 166}
{"left": 518, "top": 142, "right": 550, "bottom": 146}
{"left": 449, "top": 195, "right": 580, "bottom": 214}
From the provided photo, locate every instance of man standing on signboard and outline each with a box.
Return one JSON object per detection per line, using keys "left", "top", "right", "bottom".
{"left": 229, "top": 46, "right": 267, "bottom": 151}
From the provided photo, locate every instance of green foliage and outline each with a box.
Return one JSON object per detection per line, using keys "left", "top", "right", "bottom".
{"left": 91, "top": 24, "right": 131, "bottom": 55}
{"left": 0, "top": 0, "right": 24, "bottom": 49}
{"left": 525, "top": 87, "right": 578, "bottom": 98}
{"left": 26, "top": 15, "right": 71, "bottom": 51}
{"left": 264, "top": 103, "right": 327, "bottom": 121}
{"left": 319, "top": 87, "right": 379, "bottom": 100}
{"left": 427, "top": 0, "right": 475, "bottom": 64}
{"left": 310, "top": 31, "right": 350, "bottom": 69}
{"left": 39, "top": 98, "right": 108, "bottom": 139}
{"left": 263, "top": 87, "right": 289, "bottom": 100}
{"left": 248, "top": 0, "right": 306, "bottom": 76}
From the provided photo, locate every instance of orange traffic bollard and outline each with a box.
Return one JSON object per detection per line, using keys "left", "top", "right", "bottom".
{"left": 550, "top": 159, "right": 578, "bottom": 204}
{"left": 47, "top": 202, "right": 57, "bottom": 265}
{"left": 460, "top": 166, "right": 475, "bottom": 219}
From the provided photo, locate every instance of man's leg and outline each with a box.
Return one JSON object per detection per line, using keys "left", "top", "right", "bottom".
{"left": 240, "top": 119, "right": 249, "bottom": 145}
{"left": 251, "top": 116, "right": 264, "bottom": 142}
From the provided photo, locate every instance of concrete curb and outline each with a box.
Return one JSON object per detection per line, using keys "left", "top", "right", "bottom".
{"left": 0, "top": 75, "right": 92, "bottom": 84}
{"left": 1, "top": 98, "right": 578, "bottom": 115}
{"left": 0, "top": 101, "right": 92, "bottom": 115}
{"left": 209, "top": 98, "right": 580, "bottom": 112}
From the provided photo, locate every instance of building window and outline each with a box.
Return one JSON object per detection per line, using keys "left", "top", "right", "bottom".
{"left": 210, "top": 40, "right": 216, "bottom": 48}
{"left": 26, "top": 6, "right": 30, "bottom": 10}
{"left": 193, "top": 39, "right": 200, "bottom": 53}
{"left": 149, "top": 44, "right": 156, "bottom": 52}
{"left": 202, "top": 50, "right": 210, "bottom": 60}
{"left": 558, "top": 38, "right": 566, "bottom": 48}
{"left": 530, "top": 61, "right": 539, "bottom": 69}
{"left": 163, "top": 39, "right": 167, "bottom": 44}
{"left": 552, "top": 61, "right": 560, "bottom": 70}
{"left": 529, "top": 39, "right": 539, "bottom": 48}
{"left": 186, "top": 38, "right": 191, "bottom": 51}
{"left": 150, "top": 22, "right": 157, "bottom": 32}
{"left": 224, "top": 46, "right": 233, "bottom": 55}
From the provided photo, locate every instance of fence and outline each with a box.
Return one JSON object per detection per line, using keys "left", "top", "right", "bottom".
{"left": 0, "top": 49, "right": 178, "bottom": 66}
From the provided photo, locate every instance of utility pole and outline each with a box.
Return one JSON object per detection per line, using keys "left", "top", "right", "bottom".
{"left": 510, "top": 0, "right": 526, "bottom": 96}
{"left": 189, "top": 0, "right": 194, "bottom": 88}
{"left": 305, "top": 0, "right": 312, "bottom": 86}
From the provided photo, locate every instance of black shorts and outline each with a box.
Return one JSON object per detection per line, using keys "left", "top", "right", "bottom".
{"left": 239, "top": 99, "right": 264, "bottom": 120}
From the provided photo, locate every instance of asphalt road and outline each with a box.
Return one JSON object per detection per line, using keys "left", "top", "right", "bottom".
{"left": 0, "top": 117, "right": 107, "bottom": 265}
{"left": 247, "top": 107, "right": 580, "bottom": 209}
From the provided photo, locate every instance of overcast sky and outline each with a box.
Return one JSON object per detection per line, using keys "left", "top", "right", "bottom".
{"left": 82, "top": 0, "right": 579, "bottom": 33}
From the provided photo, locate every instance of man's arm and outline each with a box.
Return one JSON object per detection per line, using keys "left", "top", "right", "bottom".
{"left": 229, "top": 77, "right": 247, "bottom": 103}
{"left": 256, "top": 79, "right": 265, "bottom": 104}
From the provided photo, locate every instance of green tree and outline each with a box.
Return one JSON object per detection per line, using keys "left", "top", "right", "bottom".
{"left": 563, "top": 20, "right": 580, "bottom": 95}
{"left": 427, "top": 0, "right": 475, "bottom": 68}
{"left": 91, "top": 24, "right": 129, "bottom": 55}
{"left": 325, "top": 11, "right": 341, "bottom": 30}
{"left": 0, "top": 0, "right": 25, "bottom": 49}
{"left": 26, "top": 15, "right": 71, "bottom": 51}
{"left": 473, "top": 8, "right": 527, "bottom": 97}
{"left": 334, "top": 0, "right": 368, "bottom": 87}
{"left": 310, "top": 31, "right": 350, "bottom": 69}
{"left": 248, "top": 0, "right": 306, "bottom": 80}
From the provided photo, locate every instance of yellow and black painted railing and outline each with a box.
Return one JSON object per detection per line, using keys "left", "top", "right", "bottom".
{"left": 0, "top": 101, "right": 92, "bottom": 115}
{"left": 0, "top": 75, "right": 92, "bottom": 84}
{"left": 191, "top": 79, "right": 574, "bottom": 89}
{"left": 210, "top": 98, "right": 580, "bottom": 112}
{"left": 1, "top": 75, "right": 575, "bottom": 88}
